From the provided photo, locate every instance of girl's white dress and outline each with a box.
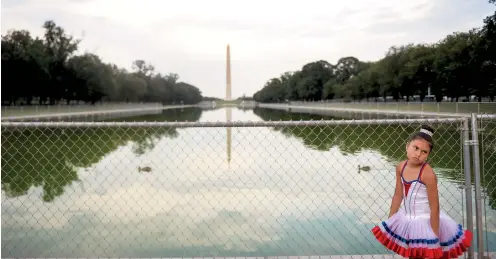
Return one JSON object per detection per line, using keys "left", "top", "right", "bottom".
{"left": 372, "top": 161, "right": 472, "bottom": 259}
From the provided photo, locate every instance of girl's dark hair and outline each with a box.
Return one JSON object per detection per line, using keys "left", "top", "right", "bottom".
{"left": 410, "top": 125, "right": 435, "bottom": 150}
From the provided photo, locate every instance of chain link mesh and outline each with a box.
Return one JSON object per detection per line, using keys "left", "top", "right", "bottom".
{"left": 0, "top": 117, "right": 493, "bottom": 258}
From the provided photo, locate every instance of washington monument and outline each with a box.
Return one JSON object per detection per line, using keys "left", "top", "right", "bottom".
{"left": 226, "top": 44, "right": 232, "bottom": 101}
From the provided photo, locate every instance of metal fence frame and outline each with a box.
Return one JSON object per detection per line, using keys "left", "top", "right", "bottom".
{"left": 1, "top": 114, "right": 495, "bottom": 259}
{"left": 0, "top": 117, "right": 470, "bottom": 128}
{"left": 473, "top": 114, "right": 496, "bottom": 259}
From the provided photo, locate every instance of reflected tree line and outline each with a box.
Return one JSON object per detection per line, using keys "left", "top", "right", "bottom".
{"left": 1, "top": 108, "right": 203, "bottom": 202}
{"left": 253, "top": 108, "right": 496, "bottom": 210}
{"left": 2, "top": 107, "right": 495, "bottom": 210}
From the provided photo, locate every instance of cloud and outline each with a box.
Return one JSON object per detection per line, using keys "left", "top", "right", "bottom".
{"left": 1, "top": 0, "right": 493, "bottom": 98}
{"left": 362, "top": 0, "right": 493, "bottom": 43}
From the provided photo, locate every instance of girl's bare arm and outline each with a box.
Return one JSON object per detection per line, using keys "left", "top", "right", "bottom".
{"left": 389, "top": 161, "right": 404, "bottom": 217}
{"left": 423, "top": 165, "right": 440, "bottom": 237}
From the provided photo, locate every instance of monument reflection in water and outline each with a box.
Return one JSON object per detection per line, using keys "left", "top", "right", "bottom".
{"left": 226, "top": 107, "right": 232, "bottom": 166}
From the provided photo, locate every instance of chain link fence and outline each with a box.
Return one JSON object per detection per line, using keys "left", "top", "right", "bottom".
{"left": 1, "top": 117, "right": 494, "bottom": 258}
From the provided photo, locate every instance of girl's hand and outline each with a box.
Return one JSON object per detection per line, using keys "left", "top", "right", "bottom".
{"left": 431, "top": 227, "right": 439, "bottom": 238}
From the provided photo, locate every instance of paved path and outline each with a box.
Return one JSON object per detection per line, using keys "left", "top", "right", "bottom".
{"left": 1, "top": 105, "right": 194, "bottom": 121}
{"left": 259, "top": 103, "right": 475, "bottom": 118}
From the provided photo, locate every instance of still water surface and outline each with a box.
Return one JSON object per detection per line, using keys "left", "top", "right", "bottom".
{"left": 2, "top": 107, "right": 495, "bottom": 257}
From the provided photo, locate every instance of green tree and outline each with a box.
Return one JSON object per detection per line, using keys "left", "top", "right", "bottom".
{"left": 1, "top": 20, "right": 204, "bottom": 106}
{"left": 253, "top": 1, "right": 496, "bottom": 103}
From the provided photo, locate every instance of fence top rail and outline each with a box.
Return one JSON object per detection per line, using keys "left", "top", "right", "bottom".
{"left": 1, "top": 117, "right": 467, "bottom": 128}
{"left": 476, "top": 114, "right": 496, "bottom": 119}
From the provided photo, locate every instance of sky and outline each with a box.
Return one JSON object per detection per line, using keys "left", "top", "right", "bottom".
{"left": 1, "top": 0, "right": 494, "bottom": 99}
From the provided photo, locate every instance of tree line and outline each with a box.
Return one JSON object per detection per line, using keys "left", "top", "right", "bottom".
{"left": 254, "top": 1, "right": 496, "bottom": 103}
{"left": 1, "top": 20, "right": 203, "bottom": 106}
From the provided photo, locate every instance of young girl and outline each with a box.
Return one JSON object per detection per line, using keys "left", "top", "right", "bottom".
{"left": 371, "top": 125, "right": 472, "bottom": 259}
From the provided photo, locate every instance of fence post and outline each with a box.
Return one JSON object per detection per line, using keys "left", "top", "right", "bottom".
{"left": 462, "top": 117, "right": 474, "bottom": 259}
{"left": 470, "top": 113, "right": 484, "bottom": 259}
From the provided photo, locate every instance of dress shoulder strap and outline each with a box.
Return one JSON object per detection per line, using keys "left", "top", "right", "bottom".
{"left": 418, "top": 162, "right": 428, "bottom": 182}
{"left": 400, "top": 160, "right": 408, "bottom": 178}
